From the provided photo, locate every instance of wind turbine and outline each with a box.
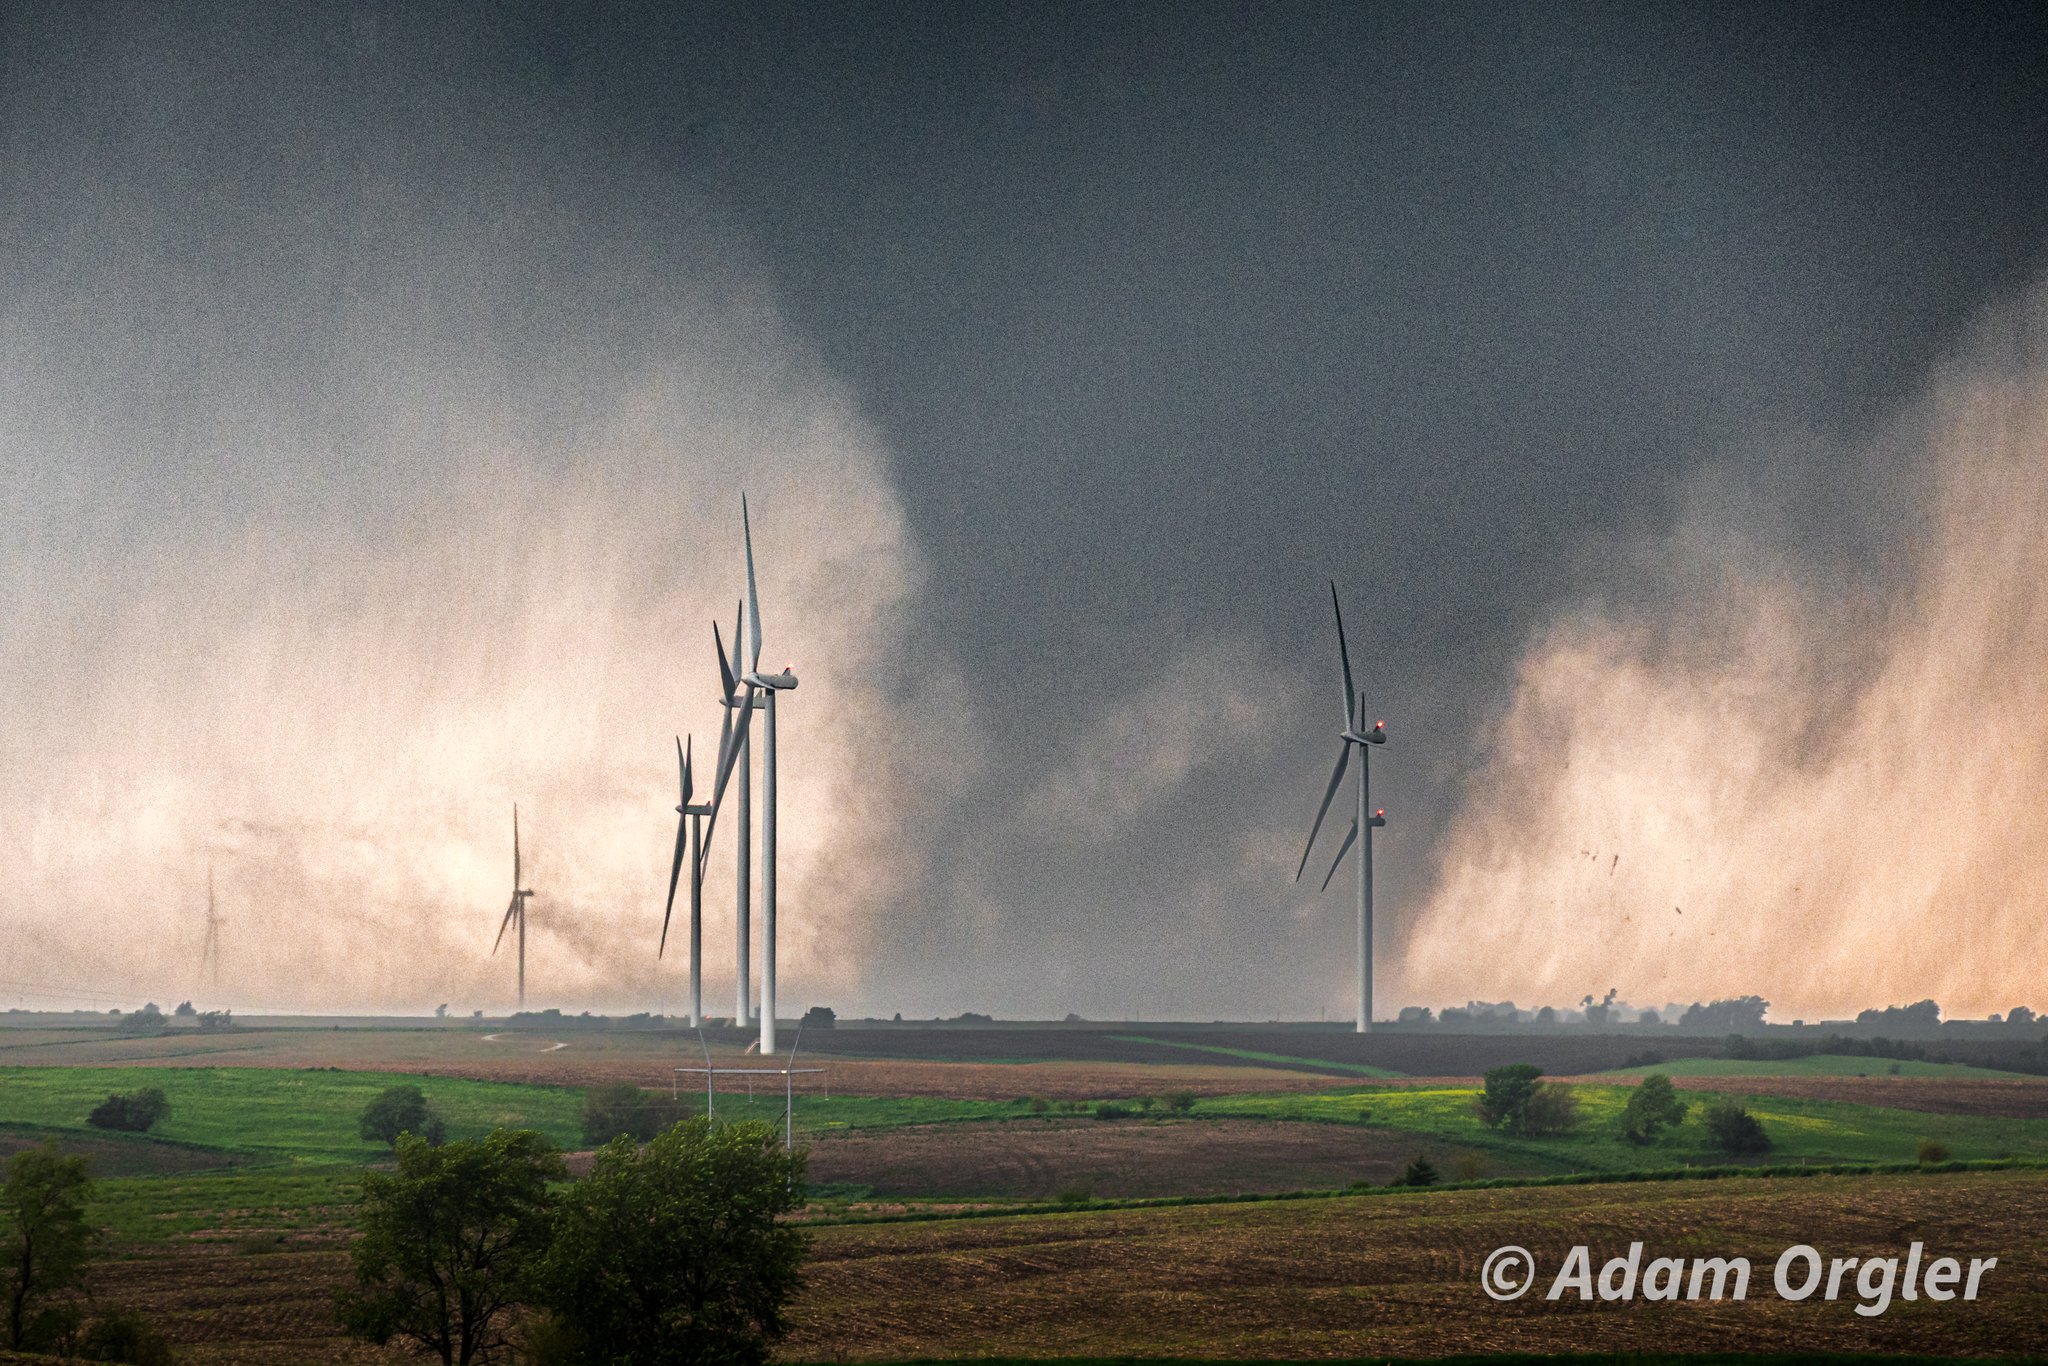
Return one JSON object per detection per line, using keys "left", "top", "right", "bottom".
{"left": 199, "top": 865, "right": 223, "bottom": 993}
{"left": 701, "top": 496, "right": 797, "bottom": 1053}
{"left": 660, "top": 736, "right": 715, "bottom": 1025}
{"left": 493, "top": 804, "right": 535, "bottom": 1010}
{"left": 698, "top": 602, "right": 759, "bottom": 1027}
{"left": 1295, "top": 582, "right": 1388, "bottom": 1033}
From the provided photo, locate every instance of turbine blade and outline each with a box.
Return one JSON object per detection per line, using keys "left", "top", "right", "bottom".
{"left": 1319, "top": 817, "right": 1360, "bottom": 892}
{"left": 698, "top": 684, "right": 756, "bottom": 866}
{"left": 743, "top": 495, "right": 763, "bottom": 674}
{"left": 661, "top": 810, "right": 689, "bottom": 958}
{"left": 512, "top": 803, "right": 521, "bottom": 891}
{"left": 1294, "top": 743, "right": 1350, "bottom": 880}
{"left": 677, "top": 735, "right": 692, "bottom": 808}
{"left": 1331, "top": 581, "right": 1357, "bottom": 729}
{"left": 714, "top": 619, "right": 738, "bottom": 701}
{"left": 493, "top": 897, "right": 518, "bottom": 954}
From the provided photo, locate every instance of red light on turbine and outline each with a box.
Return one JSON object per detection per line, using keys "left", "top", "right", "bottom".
{"left": 1376, "top": 808, "right": 1385, "bottom": 817}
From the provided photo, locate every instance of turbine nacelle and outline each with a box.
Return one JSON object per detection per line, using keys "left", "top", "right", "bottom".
{"left": 744, "top": 669, "right": 798, "bottom": 690}
{"left": 1369, "top": 808, "right": 1387, "bottom": 829}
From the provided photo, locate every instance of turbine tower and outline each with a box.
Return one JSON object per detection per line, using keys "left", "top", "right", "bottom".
{"left": 1295, "top": 582, "right": 1389, "bottom": 1033}
{"left": 701, "top": 496, "right": 797, "bottom": 1054}
{"left": 199, "top": 865, "right": 224, "bottom": 993}
{"left": 493, "top": 804, "right": 535, "bottom": 1010}
{"left": 661, "top": 736, "right": 715, "bottom": 1025}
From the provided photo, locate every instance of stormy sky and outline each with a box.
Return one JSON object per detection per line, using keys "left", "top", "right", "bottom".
{"left": 4, "top": 2, "right": 2046, "bottom": 1021}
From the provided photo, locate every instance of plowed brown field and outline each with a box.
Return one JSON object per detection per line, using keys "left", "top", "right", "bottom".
{"left": 71, "top": 1169, "right": 2048, "bottom": 1362}
{"left": 790, "top": 1169, "right": 2048, "bottom": 1360}
{"left": 805, "top": 1118, "right": 1526, "bottom": 1199}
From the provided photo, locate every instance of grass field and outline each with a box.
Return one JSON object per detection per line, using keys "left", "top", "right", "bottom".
{"left": 1593, "top": 1054, "right": 2038, "bottom": 1079}
{"left": 0, "top": 1065, "right": 586, "bottom": 1162}
{"left": 1112, "top": 1035, "right": 1407, "bottom": 1077}
{"left": 1195, "top": 1081, "right": 2048, "bottom": 1173}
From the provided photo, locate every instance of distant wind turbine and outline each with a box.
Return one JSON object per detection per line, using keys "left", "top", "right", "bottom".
{"left": 1295, "top": 582, "right": 1389, "bottom": 1033}
{"left": 661, "top": 736, "right": 715, "bottom": 1026}
{"left": 199, "top": 865, "right": 224, "bottom": 993}
{"left": 493, "top": 804, "right": 535, "bottom": 1010}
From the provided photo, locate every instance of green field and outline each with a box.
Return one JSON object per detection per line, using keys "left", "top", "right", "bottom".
{"left": 1112, "top": 1035, "right": 1407, "bottom": 1077}
{"left": 1593, "top": 1053, "right": 2037, "bottom": 1079}
{"left": 3, "top": 1064, "right": 2045, "bottom": 1249}
{"left": 0, "top": 1066, "right": 1056, "bottom": 1173}
{"left": 0, "top": 1065, "right": 585, "bottom": 1162}
{"left": 1196, "top": 1080, "right": 2048, "bottom": 1172}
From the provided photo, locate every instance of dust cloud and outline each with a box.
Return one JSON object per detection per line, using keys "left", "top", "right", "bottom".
{"left": 1404, "top": 291, "right": 2048, "bottom": 1021}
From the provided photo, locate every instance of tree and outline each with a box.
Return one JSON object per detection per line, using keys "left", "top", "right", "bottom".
{"left": 87, "top": 1088, "right": 170, "bottom": 1134}
{"left": 336, "top": 1129, "right": 563, "bottom": 1365}
{"left": 1702, "top": 1100, "right": 1771, "bottom": 1154}
{"left": 359, "top": 1085, "right": 446, "bottom": 1148}
{"left": 1619, "top": 1074, "right": 1689, "bottom": 1145}
{"left": 581, "top": 1084, "right": 694, "bottom": 1145}
{"left": 173, "top": 1001, "right": 196, "bottom": 1017}
{"left": 1391, "top": 1155, "right": 1439, "bottom": 1187}
{"left": 197, "top": 1010, "right": 236, "bottom": 1033}
{"left": 1474, "top": 1064, "right": 1543, "bottom": 1132}
{"left": 540, "top": 1119, "right": 807, "bottom": 1366}
{"left": 113, "top": 1003, "right": 165, "bottom": 1036}
{"left": 1521, "top": 1083, "right": 1581, "bottom": 1136}
{"left": 3, "top": 1142, "right": 99, "bottom": 1349}
{"left": 1678, "top": 996, "right": 1769, "bottom": 1032}
{"left": 798, "top": 1005, "right": 835, "bottom": 1030}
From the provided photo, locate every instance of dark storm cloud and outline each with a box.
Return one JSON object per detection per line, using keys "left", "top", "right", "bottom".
{"left": 4, "top": 2, "right": 2046, "bottom": 1017}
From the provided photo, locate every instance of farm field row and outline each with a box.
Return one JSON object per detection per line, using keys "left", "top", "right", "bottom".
{"left": 50, "top": 1168, "right": 2048, "bottom": 1363}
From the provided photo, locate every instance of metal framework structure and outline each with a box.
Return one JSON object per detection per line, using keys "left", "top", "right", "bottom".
{"left": 671, "top": 1065, "right": 825, "bottom": 1150}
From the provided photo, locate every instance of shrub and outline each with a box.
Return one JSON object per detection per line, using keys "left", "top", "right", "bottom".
{"left": 1450, "top": 1152, "right": 1489, "bottom": 1183}
{"left": 580, "top": 1084, "right": 693, "bottom": 1146}
{"left": 1026, "top": 1096, "right": 1050, "bottom": 1114}
{"left": 1163, "top": 1090, "right": 1197, "bottom": 1114}
{"left": 1092, "top": 1102, "right": 1130, "bottom": 1121}
{"left": 1916, "top": 1139, "right": 1951, "bottom": 1164}
{"left": 87, "top": 1088, "right": 170, "bottom": 1134}
{"left": 1619, "top": 1074, "right": 1689, "bottom": 1145}
{"left": 1521, "top": 1083, "right": 1581, "bottom": 1136}
{"left": 78, "top": 1308, "right": 175, "bottom": 1366}
{"left": 1703, "top": 1100, "right": 1771, "bottom": 1154}
{"left": 1055, "top": 1184, "right": 1092, "bottom": 1205}
{"left": 1391, "top": 1155, "right": 1439, "bottom": 1187}
{"left": 1474, "top": 1064, "right": 1543, "bottom": 1133}
{"left": 358, "top": 1085, "right": 445, "bottom": 1148}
